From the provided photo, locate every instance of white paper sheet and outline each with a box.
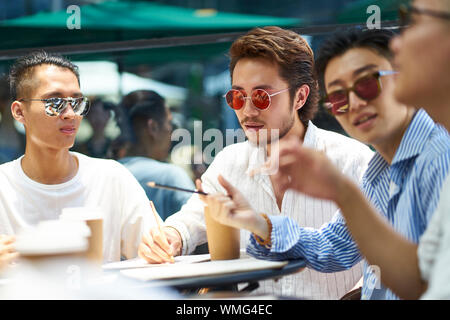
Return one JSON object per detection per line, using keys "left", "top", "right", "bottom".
{"left": 119, "top": 257, "right": 288, "bottom": 281}
{"left": 102, "top": 254, "right": 211, "bottom": 270}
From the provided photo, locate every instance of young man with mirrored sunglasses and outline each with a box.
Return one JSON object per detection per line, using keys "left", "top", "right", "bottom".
{"left": 0, "top": 51, "right": 159, "bottom": 263}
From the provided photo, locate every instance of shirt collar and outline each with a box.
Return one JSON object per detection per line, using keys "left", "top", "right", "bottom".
{"left": 391, "top": 109, "right": 435, "bottom": 165}
{"left": 303, "top": 121, "right": 318, "bottom": 149}
{"left": 364, "top": 109, "right": 436, "bottom": 183}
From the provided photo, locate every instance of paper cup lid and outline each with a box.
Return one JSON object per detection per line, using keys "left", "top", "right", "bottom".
{"left": 15, "top": 220, "right": 89, "bottom": 256}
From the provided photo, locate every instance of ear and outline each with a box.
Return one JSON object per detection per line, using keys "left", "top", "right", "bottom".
{"left": 146, "top": 119, "right": 159, "bottom": 138}
{"left": 11, "top": 101, "right": 26, "bottom": 125}
{"left": 293, "top": 84, "right": 310, "bottom": 111}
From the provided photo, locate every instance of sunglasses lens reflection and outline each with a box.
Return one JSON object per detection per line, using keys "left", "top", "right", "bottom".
{"left": 252, "top": 89, "right": 270, "bottom": 109}
{"left": 325, "top": 75, "right": 381, "bottom": 116}
{"left": 354, "top": 76, "right": 380, "bottom": 100}
{"left": 225, "top": 90, "right": 244, "bottom": 110}
{"left": 45, "top": 98, "right": 90, "bottom": 116}
{"left": 225, "top": 89, "right": 272, "bottom": 110}
{"left": 326, "top": 91, "right": 348, "bottom": 115}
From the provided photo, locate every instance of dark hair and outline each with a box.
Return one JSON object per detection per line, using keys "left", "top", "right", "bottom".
{"left": 229, "top": 26, "right": 319, "bottom": 127}
{"left": 120, "top": 90, "right": 162, "bottom": 111}
{"left": 315, "top": 28, "right": 395, "bottom": 93}
{"left": 8, "top": 50, "right": 80, "bottom": 100}
{"left": 128, "top": 91, "right": 167, "bottom": 140}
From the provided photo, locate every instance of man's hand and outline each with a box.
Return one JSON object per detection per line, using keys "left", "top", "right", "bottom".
{"left": 138, "top": 226, "right": 182, "bottom": 264}
{"left": 0, "top": 235, "right": 18, "bottom": 271}
{"left": 196, "top": 176, "right": 270, "bottom": 239}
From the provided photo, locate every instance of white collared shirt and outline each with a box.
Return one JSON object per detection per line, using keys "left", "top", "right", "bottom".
{"left": 166, "top": 121, "right": 374, "bottom": 299}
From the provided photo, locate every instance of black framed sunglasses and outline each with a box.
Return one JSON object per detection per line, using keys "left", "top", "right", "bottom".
{"left": 399, "top": 4, "right": 450, "bottom": 27}
{"left": 322, "top": 70, "right": 397, "bottom": 116}
{"left": 19, "top": 97, "right": 91, "bottom": 117}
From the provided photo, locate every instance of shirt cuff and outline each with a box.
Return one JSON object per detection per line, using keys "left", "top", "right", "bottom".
{"left": 164, "top": 220, "right": 190, "bottom": 255}
{"left": 247, "top": 215, "right": 295, "bottom": 258}
{"left": 270, "top": 215, "right": 301, "bottom": 253}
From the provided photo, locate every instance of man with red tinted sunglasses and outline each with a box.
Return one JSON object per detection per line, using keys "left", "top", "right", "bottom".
{"left": 199, "top": 28, "right": 449, "bottom": 300}
{"left": 140, "top": 26, "right": 374, "bottom": 299}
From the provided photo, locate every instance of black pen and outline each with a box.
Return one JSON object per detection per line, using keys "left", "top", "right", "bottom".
{"left": 146, "top": 181, "right": 208, "bottom": 196}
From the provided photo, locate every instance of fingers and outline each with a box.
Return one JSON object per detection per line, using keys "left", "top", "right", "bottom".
{"left": 139, "top": 228, "right": 174, "bottom": 264}
{"left": 0, "top": 235, "right": 16, "bottom": 256}
{"left": 218, "top": 175, "right": 241, "bottom": 200}
{"left": 164, "top": 227, "right": 183, "bottom": 257}
{"left": 0, "top": 236, "right": 18, "bottom": 270}
{"left": 205, "top": 194, "right": 235, "bottom": 224}
{"left": 0, "top": 235, "right": 15, "bottom": 245}
{"left": 252, "top": 139, "right": 300, "bottom": 177}
{"left": 138, "top": 242, "right": 165, "bottom": 264}
{"left": 0, "top": 243, "right": 16, "bottom": 256}
{"left": 0, "top": 252, "right": 19, "bottom": 270}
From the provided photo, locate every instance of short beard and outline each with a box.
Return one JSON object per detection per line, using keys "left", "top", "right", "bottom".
{"left": 246, "top": 110, "right": 295, "bottom": 146}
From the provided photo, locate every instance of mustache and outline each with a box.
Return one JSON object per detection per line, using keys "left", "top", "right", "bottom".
{"left": 240, "top": 118, "right": 265, "bottom": 126}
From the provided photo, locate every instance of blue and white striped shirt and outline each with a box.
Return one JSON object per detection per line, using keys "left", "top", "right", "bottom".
{"left": 247, "top": 109, "right": 450, "bottom": 300}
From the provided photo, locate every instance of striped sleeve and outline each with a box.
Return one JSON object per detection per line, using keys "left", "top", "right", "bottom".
{"left": 247, "top": 212, "right": 362, "bottom": 273}
{"left": 419, "top": 160, "right": 450, "bottom": 224}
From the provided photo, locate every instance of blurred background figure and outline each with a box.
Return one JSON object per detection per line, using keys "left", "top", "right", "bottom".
{"left": 73, "top": 98, "right": 115, "bottom": 159}
{"left": 110, "top": 90, "right": 164, "bottom": 161}
{"left": 0, "top": 75, "right": 24, "bottom": 163}
{"left": 170, "top": 144, "right": 207, "bottom": 182}
{"left": 118, "top": 90, "right": 194, "bottom": 221}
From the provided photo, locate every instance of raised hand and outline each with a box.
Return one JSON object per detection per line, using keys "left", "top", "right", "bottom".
{"left": 269, "top": 136, "right": 347, "bottom": 202}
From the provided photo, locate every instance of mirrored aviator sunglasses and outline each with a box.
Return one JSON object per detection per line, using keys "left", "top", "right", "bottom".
{"left": 322, "top": 70, "right": 396, "bottom": 116}
{"left": 19, "top": 97, "right": 91, "bottom": 117}
{"left": 42, "top": 97, "right": 90, "bottom": 117}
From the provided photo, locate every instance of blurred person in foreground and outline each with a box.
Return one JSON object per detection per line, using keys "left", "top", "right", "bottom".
{"left": 199, "top": 7, "right": 450, "bottom": 300}
{"left": 119, "top": 91, "right": 195, "bottom": 221}
{"left": 0, "top": 51, "right": 158, "bottom": 263}
{"left": 387, "top": 0, "right": 450, "bottom": 299}
{"left": 138, "top": 26, "right": 375, "bottom": 299}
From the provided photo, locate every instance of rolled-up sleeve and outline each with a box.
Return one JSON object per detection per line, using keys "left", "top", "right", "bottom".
{"left": 247, "top": 211, "right": 363, "bottom": 273}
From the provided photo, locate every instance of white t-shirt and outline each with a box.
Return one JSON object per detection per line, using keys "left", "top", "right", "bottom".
{"left": 0, "top": 152, "right": 156, "bottom": 262}
{"left": 418, "top": 174, "right": 450, "bottom": 299}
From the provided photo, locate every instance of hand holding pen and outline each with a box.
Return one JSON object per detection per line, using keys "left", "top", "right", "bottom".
{"left": 138, "top": 182, "right": 209, "bottom": 264}
{"left": 137, "top": 201, "right": 182, "bottom": 264}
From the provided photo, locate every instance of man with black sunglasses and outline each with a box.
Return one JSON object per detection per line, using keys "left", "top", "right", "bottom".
{"left": 0, "top": 51, "right": 159, "bottom": 264}
{"left": 199, "top": 28, "right": 450, "bottom": 300}
{"left": 140, "top": 26, "right": 374, "bottom": 299}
